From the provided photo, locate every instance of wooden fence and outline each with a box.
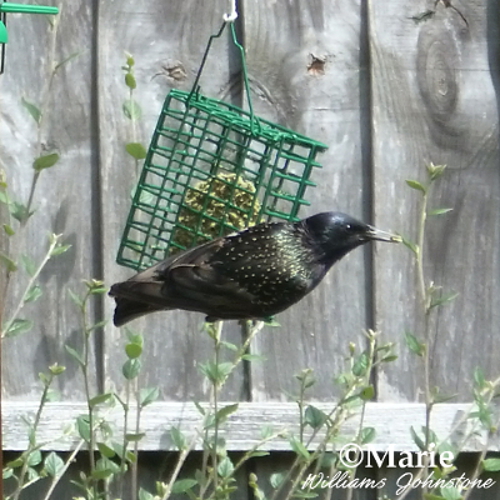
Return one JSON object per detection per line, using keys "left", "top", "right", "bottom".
{"left": 1, "top": 0, "right": 499, "bottom": 498}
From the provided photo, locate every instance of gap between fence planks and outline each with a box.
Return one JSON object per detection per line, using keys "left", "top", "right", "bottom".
{"left": 2, "top": 401, "right": 495, "bottom": 452}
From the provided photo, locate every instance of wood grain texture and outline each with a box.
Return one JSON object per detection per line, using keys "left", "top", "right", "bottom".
{"left": 0, "top": 2, "right": 98, "bottom": 399}
{"left": 370, "top": 0, "right": 500, "bottom": 401}
{"left": 243, "top": 0, "right": 379, "bottom": 400}
{"left": 98, "top": 1, "right": 247, "bottom": 401}
{"left": 2, "top": 401, "right": 495, "bottom": 452}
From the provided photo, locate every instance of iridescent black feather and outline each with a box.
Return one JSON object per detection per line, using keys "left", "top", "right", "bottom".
{"left": 109, "top": 212, "right": 398, "bottom": 326}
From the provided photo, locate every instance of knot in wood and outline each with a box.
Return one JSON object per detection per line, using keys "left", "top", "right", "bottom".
{"left": 417, "top": 27, "right": 458, "bottom": 123}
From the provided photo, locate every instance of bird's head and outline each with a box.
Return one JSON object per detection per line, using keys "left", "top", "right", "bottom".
{"left": 302, "top": 211, "right": 400, "bottom": 265}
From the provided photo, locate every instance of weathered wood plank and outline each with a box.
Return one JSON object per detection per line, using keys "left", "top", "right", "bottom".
{"left": 0, "top": 2, "right": 98, "bottom": 399}
{"left": 98, "top": 2, "right": 248, "bottom": 401}
{"left": 3, "top": 401, "right": 494, "bottom": 452}
{"left": 243, "top": 0, "right": 377, "bottom": 400}
{"left": 370, "top": 0, "right": 500, "bottom": 400}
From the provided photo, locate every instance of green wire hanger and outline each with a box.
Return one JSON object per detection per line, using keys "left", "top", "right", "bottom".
{"left": 0, "top": 1, "right": 59, "bottom": 74}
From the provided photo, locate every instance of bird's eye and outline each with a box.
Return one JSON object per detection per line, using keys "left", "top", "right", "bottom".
{"left": 345, "top": 224, "right": 351, "bottom": 230}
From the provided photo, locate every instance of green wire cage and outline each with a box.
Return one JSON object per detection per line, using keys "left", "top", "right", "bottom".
{"left": 117, "top": 22, "right": 328, "bottom": 272}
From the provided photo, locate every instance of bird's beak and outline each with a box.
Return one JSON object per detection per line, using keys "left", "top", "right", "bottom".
{"left": 365, "top": 226, "right": 402, "bottom": 243}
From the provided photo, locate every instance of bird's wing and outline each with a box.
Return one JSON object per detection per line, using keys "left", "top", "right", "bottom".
{"left": 110, "top": 235, "right": 258, "bottom": 318}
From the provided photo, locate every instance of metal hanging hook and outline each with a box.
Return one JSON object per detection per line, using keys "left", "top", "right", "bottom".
{"left": 223, "top": 0, "right": 238, "bottom": 22}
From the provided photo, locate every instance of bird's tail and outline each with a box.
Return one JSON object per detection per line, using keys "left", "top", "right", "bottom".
{"left": 109, "top": 279, "right": 173, "bottom": 327}
{"left": 112, "top": 296, "right": 167, "bottom": 327}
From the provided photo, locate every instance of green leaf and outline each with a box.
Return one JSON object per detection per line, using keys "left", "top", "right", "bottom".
{"left": 290, "top": 436, "right": 310, "bottom": 461}
{"left": 3, "top": 468, "right": 14, "bottom": 480}
{"left": 126, "top": 432, "right": 146, "bottom": 442}
{"left": 49, "top": 363, "right": 65, "bottom": 375}
{"left": 428, "top": 207, "right": 453, "bottom": 216}
{"left": 26, "top": 466, "right": 39, "bottom": 482}
{"left": 89, "top": 393, "right": 113, "bottom": 408}
{"left": 50, "top": 243, "right": 72, "bottom": 257}
{"left": 360, "top": 427, "right": 376, "bottom": 444}
{"left": 352, "top": 352, "right": 369, "bottom": 377}
{"left": 54, "top": 51, "right": 80, "bottom": 72}
{"left": 381, "top": 354, "right": 398, "bottom": 363}
{"left": 248, "top": 450, "right": 270, "bottom": 458}
{"left": 427, "top": 162, "right": 447, "bottom": 181}
{"left": 241, "top": 353, "right": 266, "bottom": 362}
{"left": 3, "top": 223, "right": 15, "bottom": 236}
{"left": 123, "top": 99, "right": 142, "bottom": 120}
{"left": 405, "top": 179, "right": 427, "bottom": 194}
{"left": 404, "top": 331, "right": 425, "bottom": 357}
{"left": 65, "top": 345, "right": 84, "bottom": 366}
{"left": 140, "top": 387, "right": 160, "bottom": 407}
{"left": 76, "top": 415, "right": 91, "bottom": 442}
{"left": 410, "top": 426, "right": 426, "bottom": 451}
{"left": 68, "top": 289, "right": 84, "bottom": 308}
{"left": 474, "top": 367, "right": 486, "bottom": 389}
{"left": 125, "top": 342, "right": 143, "bottom": 359}
{"left": 10, "top": 201, "right": 34, "bottom": 222}
{"left": 482, "top": 457, "right": 500, "bottom": 472}
{"left": 125, "top": 73, "right": 137, "bottom": 89}
{"left": 220, "top": 340, "right": 238, "bottom": 351}
{"left": 4, "top": 318, "right": 34, "bottom": 337}
{"left": 304, "top": 405, "right": 328, "bottom": 429}
{"left": 401, "top": 235, "right": 418, "bottom": 255}
{"left": 270, "top": 472, "right": 285, "bottom": 489}
{"left": 20, "top": 254, "right": 37, "bottom": 276}
{"left": 215, "top": 403, "right": 239, "bottom": 424}
{"left": 430, "top": 291, "right": 459, "bottom": 309}
{"left": 33, "top": 153, "right": 60, "bottom": 172}
{"left": 440, "top": 485, "right": 462, "bottom": 500}
{"left": 27, "top": 450, "right": 42, "bottom": 466}
{"left": 122, "top": 358, "right": 142, "bottom": 379}
{"left": 91, "top": 468, "right": 114, "bottom": 480}
{"left": 7, "top": 458, "right": 24, "bottom": 469}
{"left": 360, "top": 385, "right": 375, "bottom": 401}
{"left": 423, "top": 495, "right": 445, "bottom": 500}
{"left": 0, "top": 252, "right": 17, "bottom": 272}
{"left": 217, "top": 456, "right": 234, "bottom": 478}
{"left": 194, "top": 401, "right": 206, "bottom": 415}
{"left": 138, "top": 487, "right": 155, "bottom": 500}
{"left": 171, "top": 478, "right": 198, "bottom": 494}
{"left": 21, "top": 97, "right": 42, "bottom": 124}
{"left": 170, "top": 426, "right": 186, "bottom": 450}
{"left": 44, "top": 452, "right": 64, "bottom": 477}
{"left": 125, "top": 142, "right": 146, "bottom": 159}
{"left": 97, "top": 442, "right": 116, "bottom": 458}
{"left": 24, "top": 284, "right": 42, "bottom": 303}
{"left": 199, "top": 361, "right": 232, "bottom": 384}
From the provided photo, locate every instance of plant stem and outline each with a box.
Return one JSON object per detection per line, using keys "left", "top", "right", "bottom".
{"left": 161, "top": 434, "right": 199, "bottom": 500}
{"left": 23, "top": 6, "right": 62, "bottom": 224}
{"left": 80, "top": 291, "right": 96, "bottom": 494}
{"left": 118, "top": 378, "right": 131, "bottom": 499}
{"left": 132, "top": 381, "right": 141, "bottom": 500}
{"left": 415, "top": 184, "right": 433, "bottom": 498}
{"left": 212, "top": 321, "right": 223, "bottom": 496}
{"left": 1, "top": 235, "right": 60, "bottom": 338}
{"left": 11, "top": 373, "right": 54, "bottom": 500}
{"left": 42, "top": 439, "right": 86, "bottom": 500}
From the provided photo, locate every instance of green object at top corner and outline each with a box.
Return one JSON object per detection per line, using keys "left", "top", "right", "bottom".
{"left": 0, "top": 3, "right": 59, "bottom": 15}
{"left": 0, "top": 20, "right": 7, "bottom": 43}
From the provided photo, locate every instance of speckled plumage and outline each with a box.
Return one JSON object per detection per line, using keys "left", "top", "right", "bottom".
{"left": 109, "top": 212, "right": 398, "bottom": 326}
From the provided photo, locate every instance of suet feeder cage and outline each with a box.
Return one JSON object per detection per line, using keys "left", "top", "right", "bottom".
{"left": 117, "top": 22, "right": 327, "bottom": 272}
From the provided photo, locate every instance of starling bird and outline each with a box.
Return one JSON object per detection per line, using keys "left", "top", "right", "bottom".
{"left": 110, "top": 212, "right": 399, "bottom": 326}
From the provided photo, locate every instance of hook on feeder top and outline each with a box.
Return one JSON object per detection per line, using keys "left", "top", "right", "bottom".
{"left": 0, "top": 2, "right": 59, "bottom": 43}
{"left": 222, "top": 0, "right": 238, "bottom": 22}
